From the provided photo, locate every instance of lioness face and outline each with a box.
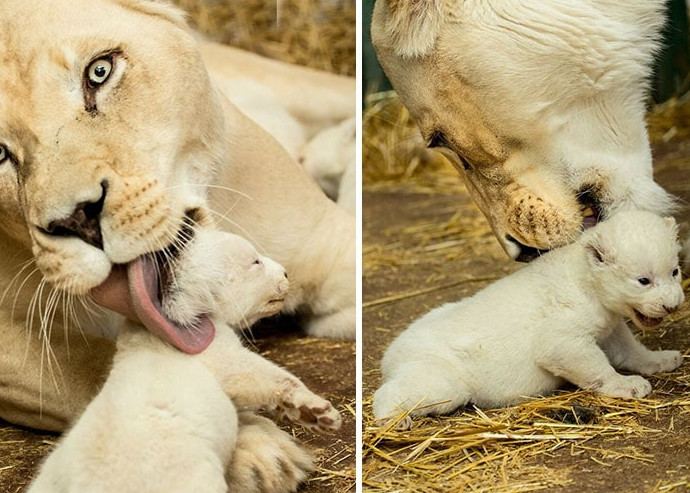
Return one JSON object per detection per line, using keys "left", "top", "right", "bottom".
{"left": 0, "top": 0, "right": 225, "bottom": 293}
{"left": 372, "top": 0, "right": 673, "bottom": 261}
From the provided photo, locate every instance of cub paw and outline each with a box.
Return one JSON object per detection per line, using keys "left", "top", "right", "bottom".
{"left": 226, "top": 413, "right": 314, "bottom": 493}
{"left": 637, "top": 350, "right": 683, "bottom": 375}
{"left": 599, "top": 374, "right": 652, "bottom": 399}
{"left": 279, "top": 380, "right": 342, "bottom": 433}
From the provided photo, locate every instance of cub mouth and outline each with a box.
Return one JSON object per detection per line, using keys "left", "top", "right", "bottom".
{"left": 632, "top": 309, "right": 664, "bottom": 328}
{"left": 91, "top": 212, "right": 215, "bottom": 354}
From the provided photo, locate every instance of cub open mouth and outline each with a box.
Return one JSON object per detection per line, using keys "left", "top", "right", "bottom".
{"left": 90, "top": 215, "right": 215, "bottom": 354}
{"left": 633, "top": 309, "right": 664, "bottom": 328}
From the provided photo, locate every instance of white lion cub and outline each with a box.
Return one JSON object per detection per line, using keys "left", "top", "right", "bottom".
{"left": 374, "top": 210, "right": 685, "bottom": 428}
{"left": 29, "top": 231, "right": 341, "bottom": 493}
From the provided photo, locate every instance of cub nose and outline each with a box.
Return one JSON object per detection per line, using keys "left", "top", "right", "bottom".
{"left": 42, "top": 180, "right": 108, "bottom": 249}
{"left": 663, "top": 303, "right": 682, "bottom": 315}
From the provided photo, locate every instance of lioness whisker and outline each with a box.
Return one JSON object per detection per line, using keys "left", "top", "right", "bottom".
{"left": 207, "top": 207, "right": 268, "bottom": 255}
{"left": 0, "top": 257, "right": 37, "bottom": 307}
{"left": 164, "top": 183, "right": 254, "bottom": 202}
{"left": 7, "top": 264, "right": 40, "bottom": 327}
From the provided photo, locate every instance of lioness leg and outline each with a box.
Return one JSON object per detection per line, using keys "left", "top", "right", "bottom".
{"left": 209, "top": 102, "right": 355, "bottom": 339}
{"left": 227, "top": 412, "right": 314, "bottom": 493}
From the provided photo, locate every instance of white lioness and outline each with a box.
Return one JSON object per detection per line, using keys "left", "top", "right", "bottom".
{"left": 30, "top": 230, "right": 341, "bottom": 493}
{"left": 371, "top": 0, "right": 675, "bottom": 260}
{"left": 374, "top": 211, "right": 685, "bottom": 428}
{"left": 0, "top": 0, "right": 353, "bottom": 488}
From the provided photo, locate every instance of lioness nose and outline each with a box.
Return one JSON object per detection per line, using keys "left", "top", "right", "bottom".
{"left": 43, "top": 180, "right": 107, "bottom": 249}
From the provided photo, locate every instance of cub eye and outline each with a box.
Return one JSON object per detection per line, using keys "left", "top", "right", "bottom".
{"left": 638, "top": 277, "right": 651, "bottom": 286}
{"left": 673, "top": 267, "right": 680, "bottom": 277}
{"left": 86, "top": 57, "right": 113, "bottom": 88}
{"left": 252, "top": 259, "right": 262, "bottom": 266}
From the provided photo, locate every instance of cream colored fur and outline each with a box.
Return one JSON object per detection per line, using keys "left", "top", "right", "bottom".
{"left": 0, "top": 0, "right": 353, "bottom": 490}
{"left": 374, "top": 211, "right": 685, "bottom": 428}
{"left": 29, "top": 230, "right": 341, "bottom": 492}
{"left": 372, "top": 0, "right": 675, "bottom": 259}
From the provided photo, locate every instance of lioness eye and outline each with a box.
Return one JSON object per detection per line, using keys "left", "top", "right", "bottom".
{"left": 673, "top": 267, "right": 680, "bottom": 277}
{"left": 427, "top": 131, "right": 450, "bottom": 149}
{"left": 86, "top": 57, "right": 113, "bottom": 87}
{"left": 253, "top": 259, "right": 262, "bottom": 266}
{"left": 638, "top": 277, "right": 651, "bottom": 286}
{"left": 428, "top": 132, "right": 472, "bottom": 171}
{"left": 0, "top": 145, "right": 7, "bottom": 164}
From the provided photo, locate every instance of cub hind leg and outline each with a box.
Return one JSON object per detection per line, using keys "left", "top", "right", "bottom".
{"left": 373, "top": 361, "right": 471, "bottom": 429}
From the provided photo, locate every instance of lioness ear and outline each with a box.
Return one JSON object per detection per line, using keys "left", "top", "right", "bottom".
{"left": 378, "top": 0, "right": 445, "bottom": 59}
{"left": 113, "top": 0, "right": 188, "bottom": 29}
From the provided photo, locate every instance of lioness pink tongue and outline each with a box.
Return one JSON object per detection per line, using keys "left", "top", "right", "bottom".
{"left": 91, "top": 255, "right": 215, "bottom": 354}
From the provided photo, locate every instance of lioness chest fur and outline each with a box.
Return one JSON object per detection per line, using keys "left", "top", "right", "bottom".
{"left": 29, "top": 231, "right": 341, "bottom": 493}
{"left": 374, "top": 210, "right": 685, "bottom": 428}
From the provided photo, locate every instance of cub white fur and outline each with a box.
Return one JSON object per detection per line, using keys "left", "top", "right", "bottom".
{"left": 374, "top": 211, "right": 684, "bottom": 427}
{"left": 29, "top": 231, "right": 341, "bottom": 493}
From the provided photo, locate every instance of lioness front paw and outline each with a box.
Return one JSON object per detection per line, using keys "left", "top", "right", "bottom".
{"left": 226, "top": 413, "right": 314, "bottom": 493}
{"left": 279, "top": 380, "right": 342, "bottom": 433}
{"left": 599, "top": 375, "right": 652, "bottom": 399}
{"left": 635, "top": 350, "right": 683, "bottom": 375}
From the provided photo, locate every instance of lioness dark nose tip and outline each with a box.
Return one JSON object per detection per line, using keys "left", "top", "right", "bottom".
{"left": 43, "top": 180, "right": 108, "bottom": 249}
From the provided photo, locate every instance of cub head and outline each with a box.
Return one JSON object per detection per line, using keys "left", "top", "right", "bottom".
{"left": 582, "top": 210, "right": 684, "bottom": 329}
{"left": 0, "top": 0, "right": 226, "bottom": 294}
{"left": 371, "top": 0, "right": 674, "bottom": 261}
{"left": 163, "top": 230, "right": 289, "bottom": 330}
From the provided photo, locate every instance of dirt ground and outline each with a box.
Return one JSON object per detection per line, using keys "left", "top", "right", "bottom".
{"left": 362, "top": 99, "right": 690, "bottom": 491}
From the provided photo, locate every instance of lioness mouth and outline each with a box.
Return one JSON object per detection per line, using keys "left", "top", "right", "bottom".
{"left": 90, "top": 214, "right": 214, "bottom": 354}
{"left": 633, "top": 309, "right": 664, "bottom": 328}
{"left": 577, "top": 188, "right": 603, "bottom": 230}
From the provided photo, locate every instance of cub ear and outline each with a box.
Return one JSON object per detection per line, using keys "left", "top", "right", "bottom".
{"left": 113, "top": 0, "right": 188, "bottom": 28}
{"left": 375, "top": 0, "right": 445, "bottom": 59}
{"left": 584, "top": 235, "right": 611, "bottom": 267}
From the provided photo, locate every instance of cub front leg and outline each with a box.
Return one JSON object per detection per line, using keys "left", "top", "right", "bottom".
{"left": 601, "top": 321, "right": 683, "bottom": 376}
{"left": 535, "top": 330, "right": 652, "bottom": 399}
{"left": 198, "top": 326, "right": 342, "bottom": 433}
